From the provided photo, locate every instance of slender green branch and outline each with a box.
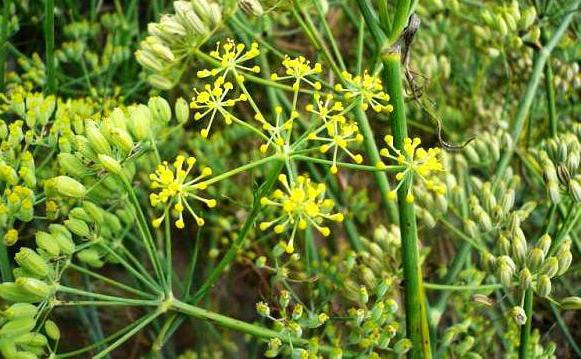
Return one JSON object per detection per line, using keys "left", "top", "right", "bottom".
{"left": 291, "top": 154, "right": 404, "bottom": 172}
{"left": 424, "top": 283, "right": 502, "bottom": 291}
{"left": 44, "top": 0, "right": 56, "bottom": 94}
{"left": 56, "top": 285, "right": 161, "bottom": 306}
{"left": 0, "top": 229, "right": 12, "bottom": 282}
{"left": 518, "top": 289, "right": 534, "bottom": 359}
{"left": 0, "top": 0, "right": 10, "bottom": 91}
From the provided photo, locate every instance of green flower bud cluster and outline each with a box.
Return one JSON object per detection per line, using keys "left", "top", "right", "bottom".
{"left": 552, "top": 59, "right": 580, "bottom": 100}
{"left": 503, "top": 322, "right": 556, "bottom": 359}
{"left": 461, "top": 130, "right": 512, "bottom": 172}
{"left": 533, "top": 132, "right": 580, "bottom": 203}
{"left": 256, "top": 290, "right": 331, "bottom": 357}
{"left": 136, "top": 0, "right": 224, "bottom": 89}
{"left": 6, "top": 53, "right": 46, "bottom": 90}
{"left": 0, "top": 304, "right": 60, "bottom": 359}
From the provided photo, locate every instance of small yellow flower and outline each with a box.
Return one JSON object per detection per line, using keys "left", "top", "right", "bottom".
{"left": 335, "top": 70, "right": 393, "bottom": 112}
{"left": 258, "top": 106, "right": 297, "bottom": 154}
{"left": 305, "top": 93, "right": 346, "bottom": 125}
{"left": 190, "top": 77, "right": 247, "bottom": 138}
{"left": 271, "top": 56, "right": 323, "bottom": 90}
{"left": 259, "top": 174, "right": 343, "bottom": 253}
{"left": 307, "top": 118, "right": 364, "bottom": 174}
{"left": 197, "top": 39, "right": 261, "bottom": 79}
{"left": 380, "top": 136, "right": 446, "bottom": 201}
{"left": 149, "top": 155, "right": 216, "bottom": 228}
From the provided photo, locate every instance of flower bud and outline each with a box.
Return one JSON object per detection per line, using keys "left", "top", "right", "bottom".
{"left": 510, "top": 306, "right": 527, "bottom": 325}
{"left": 520, "top": 6, "right": 536, "bottom": 28}
{"left": 497, "top": 234, "right": 511, "bottom": 256}
{"left": 527, "top": 248, "right": 544, "bottom": 272}
{"left": 481, "top": 251, "right": 496, "bottom": 272}
{"left": 15, "top": 248, "right": 50, "bottom": 278}
{"left": 98, "top": 154, "right": 123, "bottom": 175}
{"left": 0, "top": 317, "right": 35, "bottom": 338}
{"left": 76, "top": 248, "right": 104, "bottom": 268}
{"left": 174, "top": 1, "right": 209, "bottom": 33}
{"left": 556, "top": 246, "right": 572, "bottom": 276}
{"left": 49, "top": 224, "right": 75, "bottom": 255}
{"left": 16, "top": 277, "right": 53, "bottom": 298}
{"left": 148, "top": 96, "right": 172, "bottom": 123}
{"left": 279, "top": 290, "right": 290, "bottom": 308}
{"left": 536, "top": 275, "right": 551, "bottom": 297}
{"left": 35, "top": 231, "right": 60, "bottom": 257}
{"left": 500, "top": 189, "right": 515, "bottom": 214}
{"left": 83, "top": 201, "right": 104, "bottom": 225}
{"left": 64, "top": 218, "right": 91, "bottom": 237}
{"left": 519, "top": 268, "right": 532, "bottom": 289}
{"left": 45, "top": 320, "right": 61, "bottom": 341}
{"left": 4, "top": 228, "right": 19, "bottom": 246}
{"left": 536, "top": 234, "right": 551, "bottom": 257}
{"left": 14, "top": 332, "right": 48, "bottom": 347}
{"left": 239, "top": 0, "right": 264, "bottom": 16}
{"left": 2, "top": 303, "right": 38, "bottom": 319}
{"left": 175, "top": 97, "right": 189, "bottom": 123}
{"left": 540, "top": 257, "right": 558, "bottom": 278}
{"left": 560, "top": 296, "right": 581, "bottom": 310}
{"left": 148, "top": 74, "right": 174, "bottom": 90}
{"left": 393, "top": 338, "right": 412, "bottom": 355}
{"left": 49, "top": 176, "right": 87, "bottom": 198}
{"left": 510, "top": 228, "right": 527, "bottom": 266}
{"left": 128, "top": 104, "right": 152, "bottom": 141}
{"left": 85, "top": 120, "right": 111, "bottom": 155}
{"left": 57, "top": 153, "right": 89, "bottom": 177}
{"left": 547, "top": 180, "right": 561, "bottom": 203}
{"left": 570, "top": 179, "right": 581, "bottom": 202}
{"left": 69, "top": 207, "right": 92, "bottom": 223}
{"left": 109, "top": 127, "right": 134, "bottom": 155}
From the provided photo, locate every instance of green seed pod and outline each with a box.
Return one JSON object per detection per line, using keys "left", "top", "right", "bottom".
{"left": 520, "top": 6, "right": 536, "bottom": 28}
{"left": 109, "top": 107, "right": 128, "bottom": 130}
{"left": 536, "top": 234, "right": 551, "bottom": 257}
{"left": 2, "top": 303, "right": 38, "bottom": 319}
{"left": 16, "top": 277, "right": 52, "bottom": 298}
{"left": 292, "top": 304, "right": 303, "bottom": 320}
{"left": 35, "top": 231, "right": 60, "bottom": 257}
{"left": 536, "top": 275, "right": 551, "bottom": 297}
{"left": 128, "top": 104, "right": 152, "bottom": 141}
{"left": 49, "top": 176, "right": 87, "bottom": 198}
{"left": 519, "top": 268, "right": 532, "bottom": 289}
{"left": 497, "top": 264, "right": 513, "bottom": 288}
{"left": 57, "top": 153, "right": 89, "bottom": 177}
{"left": 64, "top": 218, "right": 91, "bottom": 237}
{"left": 49, "top": 224, "right": 75, "bottom": 255}
{"left": 527, "top": 248, "right": 544, "bottom": 272}
{"left": 98, "top": 154, "right": 123, "bottom": 175}
{"left": 510, "top": 229, "right": 527, "bottom": 267}
{"left": 69, "top": 208, "right": 93, "bottom": 223}
{"left": 147, "top": 74, "right": 174, "bottom": 90}
{"left": 148, "top": 96, "right": 172, "bottom": 123}
{"left": 13, "top": 332, "right": 48, "bottom": 347}
{"left": 82, "top": 201, "right": 104, "bottom": 225}
{"left": 85, "top": 120, "right": 111, "bottom": 155}
{"left": 279, "top": 290, "right": 290, "bottom": 308}
{"left": 556, "top": 246, "right": 572, "bottom": 276}
{"left": 570, "top": 179, "right": 581, "bottom": 202}
{"left": 76, "top": 249, "right": 104, "bottom": 268}
{"left": 358, "top": 286, "right": 369, "bottom": 304}
{"left": 560, "top": 296, "right": 581, "bottom": 310}
{"left": 0, "top": 282, "right": 44, "bottom": 303}
{"left": 481, "top": 251, "right": 496, "bottom": 272}
{"left": 547, "top": 181, "right": 561, "bottom": 203}
{"left": 44, "top": 320, "right": 61, "bottom": 341}
{"left": 540, "top": 257, "right": 559, "bottom": 278}
{"left": 500, "top": 189, "right": 515, "bottom": 214}
{"left": 0, "top": 341, "right": 17, "bottom": 359}
{"left": 497, "top": 234, "right": 511, "bottom": 256}
{"left": 15, "top": 248, "right": 49, "bottom": 278}
{"left": 175, "top": 97, "right": 190, "bottom": 123}
{"left": 73, "top": 135, "right": 97, "bottom": 160}
{"left": 464, "top": 219, "right": 478, "bottom": 238}
{"left": 375, "top": 278, "right": 392, "bottom": 299}
{"left": 109, "top": 127, "right": 134, "bottom": 155}
{"left": 359, "top": 265, "right": 377, "bottom": 289}
{"left": 0, "top": 317, "right": 35, "bottom": 338}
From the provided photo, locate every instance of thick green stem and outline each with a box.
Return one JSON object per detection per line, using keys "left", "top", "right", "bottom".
{"left": 44, "top": 0, "right": 56, "bottom": 94}
{"left": 518, "top": 289, "right": 533, "bottom": 359}
{"left": 495, "top": 1, "right": 580, "bottom": 178}
{"left": 383, "top": 50, "right": 432, "bottom": 359}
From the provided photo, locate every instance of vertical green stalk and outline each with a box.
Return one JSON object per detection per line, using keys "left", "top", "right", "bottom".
{"left": 518, "top": 289, "right": 533, "bottom": 359}
{"left": 541, "top": 30, "right": 557, "bottom": 137}
{"left": 0, "top": 0, "right": 10, "bottom": 91}
{"left": 383, "top": 50, "right": 432, "bottom": 359}
{"left": 0, "top": 229, "right": 12, "bottom": 282}
{"left": 44, "top": 0, "right": 56, "bottom": 94}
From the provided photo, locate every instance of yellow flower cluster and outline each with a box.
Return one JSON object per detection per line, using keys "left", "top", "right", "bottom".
{"left": 258, "top": 106, "right": 297, "bottom": 154}
{"left": 260, "top": 174, "right": 343, "bottom": 253}
{"left": 190, "top": 77, "right": 248, "bottom": 138}
{"left": 197, "top": 39, "right": 261, "bottom": 79}
{"left": 271, "top": 56, "right": 323, "bottom": 90}
{"left": 335, "top": 71, "right": 393, "bottom": 112}
{"left": 381, "top": 136, "right": 445, "bottom": 203}
{"left": 149, "top": 155, "right": 216, "bottom": 228}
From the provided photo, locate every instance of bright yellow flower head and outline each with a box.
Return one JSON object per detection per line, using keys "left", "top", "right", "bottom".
{"left": 259, "top": 174, "right": 343, "bottom": 253}
{"left": 149, "top": 155, "right": 216, "bottom": 228}
{"left": 190, "top": 76, "right": 248, "bottom": 138}
{"left": 335, "top": 70, "right": 393, "bottom": 112}
{"left": 197, "top": 39, "right": 261, "bottom": 79}
{"left": 381, "top": 136, "right": 446, "bottom": 201}
{"left": 258, "top": 106, "right": 297, "bottom": 154}
{"left": 307, "top": 117, "right": 364, "bottom": 174}
{"left": 271, "top": 56, "right": 323, "bottom": 90}
{"left": 305, "top": 93, "right": 346, "bottom": 125}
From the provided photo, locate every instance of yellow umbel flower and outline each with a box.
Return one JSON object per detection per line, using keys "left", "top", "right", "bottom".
{"left": 307, "top": 118, "right": 364, "bottom": 174}
{"left": 149, "top": 155, "right": 216, "bottom": 228}
{"left": 381, "top": 136, "right": 445, "bottom": 202}
{"left": 335, "top": 71, "right": 393, "bottom": 112}
{"left": 305, "top": 93, "right": 346, "bottom": 125}
{"left": 259, "top": 174, "right": 343, "bottom": 253}
{"left": 271, "top": 56, "right": 323, "bottom": 90}
{"left": 197, "top": 39, "right": 261, "bottom": 79}
{"left": 190, "top": 76, "right": 248, "bottom": 138}
{"left": 258, "top": 106, "right": 297, "bottom": 154}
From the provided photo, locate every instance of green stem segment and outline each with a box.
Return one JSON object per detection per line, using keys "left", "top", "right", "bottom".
{"left": 518, "top": 289, "right": 533, "bottom": 359}
{"left": 0, "top": 0, "right": 10, "bottom": 91}
{"left": 44, "top": 0, "right": 56, "bottom": 94}
{"left": 383, "top": 50, "right": 432, "bottom": 359}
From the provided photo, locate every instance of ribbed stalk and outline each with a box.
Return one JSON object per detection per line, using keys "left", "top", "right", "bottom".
{"left": 382, "top": 50, "right": 432, "bottom": 359}
{"left": 518, "top": 289, "right": 533, "bottom": 359}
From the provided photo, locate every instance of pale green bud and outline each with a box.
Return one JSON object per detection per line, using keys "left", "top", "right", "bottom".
{"left": 49, "top": 176, "right": 86, "bottom": 198}
{"left": 527, "top": 248, "right": 544, "bottom": 272}
{"left": 64, "top": 218, "right": 91, "bottom": 237}
{"left": 16, "top": 277, "right": 53, "bottom": 298}
{"left": 148, "top": 96, "right": 172, "bottom": 123}
{"left": 358, "top": 286, "right": 369, "bottom": 303}
{"left": 560, "top": 296, "right": 581, "bottom": 310}
{"left": 536, "top": 234, "right": 551, "bottom": 257}
{"left": 239, "top": 0, "right": 264, "bottom": 16}
{"left": 510, "top": 306, "right": 527, "bottom": 325}
{"left": 292, "top": 304, "right": 303, "bottom": 320}
{"left": 83, "top": 201, "right": 104, "bottom": 225}
{"left": 69, "top": 207, "right": 92, "bottom": 223}
{"left": 49, "top": 224, "right": 75, "bottom": 255}
{"left": 481, "top": 251, "right": 496, "bottom": 272}
{"left": 98, "top": 154, "right": 123, "bottom": 175}
{"left": 175, "top": 97, "right": 190, "bottom": 123}
{"left": 394, "top": 338, "right": 412, "bottom": 354}
{"left": 174, "top": 1, "right": 209, "bottom": 33}
{"left": 45, "top": 320, "right": 61, "bottom": 341}
{"left": 279, "top": 290, "right": 290, "bottom": 308}
{"left": 519, "top": 268, "right": 532, "bottom": 289}
{"left": 497, "top": 234, "right": 511, "bottom": 256}
{"left": 547, "top": 180, "right": 561, "bottom": 203}
{"left": 160, "top": 14, "right": 187, "bottom": 36}
{"left": 15, "top": 248, "right": 50, "bottom": 278}
{"left": 109, "top": 127, "right": 134, "bottom": 155}
{"left": 35, "top": 231, "right": 60, "bottom": 257}
{"left": 85, "top": 120, "right": 112, "bottom": 155}
{"left": 77, "top": 248, "right": 104, "bottom": 267}
{"left": 148, "top": 74, "right": 174, "bottom": 90}
{"left": 556, "top": 246, "right": 572, "bottom": 276}
{"left": 520, "top": 7, "right": 536, "bottom": 28}
{"left": 536, "top": 275, "right": 551, "bottom": 297}
{"left": 500, "top": 188, "right": 515, "bottom": 213}
{"left": 511, "top": 228, "right": 527, "bottom": 266}
{"left": 136, "top": 49, "right": 164, "bottom": 72}
{"left": 540, "top": 257, "right": 559, "bottom": 278}
{"left": 2, "top": 303, "right": 38, "bottom": 319}
{"left": 14, "top": 332, "right": 48, "bottom": 347}
{"left": 0, "top": 317, "right": 35, "bottom": 338}
{"left": 570, "top": 179, "right": 581, "bottom": 202}
{"left": 129, "top": 104, "right": 152, "bottom": 141}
